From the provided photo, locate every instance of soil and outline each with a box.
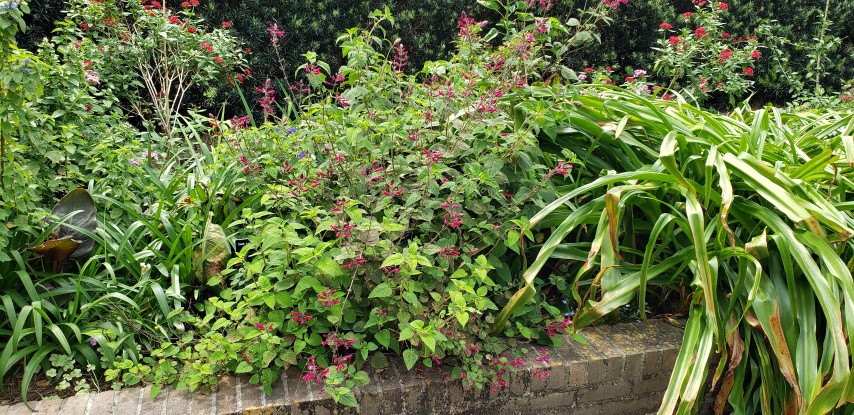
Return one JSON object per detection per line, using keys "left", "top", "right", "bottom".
{"left": 0, "top": 365, "right": 98, "bottom": 406}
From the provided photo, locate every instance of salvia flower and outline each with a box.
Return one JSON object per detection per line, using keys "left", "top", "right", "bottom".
{"left": 290, "top": 311, "right": 313, "bottom": 325}
{"left": 267, "top": 23, "right": 285, "bottom": 46}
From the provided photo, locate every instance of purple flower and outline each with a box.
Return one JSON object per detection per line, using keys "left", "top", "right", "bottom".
{"left": 129, "top": 157, "right": 140, "bottom": 165}
{"left": 89, "top": 337, "right": 98, "bottom": 346}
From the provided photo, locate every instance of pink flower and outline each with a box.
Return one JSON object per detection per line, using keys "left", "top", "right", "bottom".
{"left": 603, "top": 0, "right": 628, "bottom": 8}
{"left": 221, "top": 21, "right": 232, "bottom": 28}
{"left": 716, "top": 2, "right": 729, "bottom": 10}
{"left": 267, "top": 23, "right": 285, "bottom": 46}
{"left": 658, "top": 22, "right": 672, "bottom": 30}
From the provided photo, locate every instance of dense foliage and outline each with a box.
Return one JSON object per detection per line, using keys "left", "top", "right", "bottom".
{"left": 3, "top": 0, "right": 854, "bottom": 414}
{"left": 19, "top": 0, "right": 854, "bottom": 111}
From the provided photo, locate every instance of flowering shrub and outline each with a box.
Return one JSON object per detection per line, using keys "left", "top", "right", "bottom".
{"left": 54, "top": 0, "right": 246, "bottom": 140}
{"left": 102, "top": 4, "right": 594, "bottom": 404}
{"left": 652, "top": 0, "right": 762, "bottom": 104}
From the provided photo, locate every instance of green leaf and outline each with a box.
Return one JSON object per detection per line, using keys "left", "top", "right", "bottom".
{"left": 335, "top": 389, "right": 358, "bottom": 407}
{"left": 236, "top": 361, "right": 253, "bottom": 373}
{"left": 376, "top": 329, "right": 391, "bottom": 348}
{"left": 369, "top": 283, "right": 393, "bottom": 299}
{"left": 403, "top": 349, "right": 419, "bottom": 371}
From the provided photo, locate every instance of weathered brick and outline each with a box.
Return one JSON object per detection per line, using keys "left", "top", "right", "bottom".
{"left": 394, "top": 363, "right": 428, "bottom": 415}
{"left": 542, "top": 351, "right": 570, "bottom": 392}
{"left": 262, "top": 371, "right": 290, "bottom": 415}
{"left": 576, "top": 381, "right": 633, "bottom": 404}
{"left": 214, "top": 377, "right": 239, "bottom": 415}
{"left": 567, "top": 404, "right": 601, "bottom": 415}
{"left": 559, "top": 347, "right": 589, "bottom": 388}
{"left": 508, "top": 366, "right": 530, "bottom": 397}
{"left": 239, "top": 377, "right": 266, "bottom": 415}
{"left": 661, "top": 347, "right": 679, "bottom": 374}
{"left": 596, "top": 394, "right": 663, "bottom": 415}
{"left": 58, "top": 394, "right": 89, "bottom": 415}
{"left": 587, "top": 327, "right": 627, "bottom": 381}
{"left": 6, "top": 401, "right": 36, "bottom": 415}
{"left": 140, "top": 385, "right": 168, "bottom": 415}
{"left": 646, "top": 320, "right": 685, "bottom": 348}
{"left": 112, "top": 389, "right": 141, "bottom": 415}
{"left": 284, "top": 367, "right": 313, "bottom": 415}
{"left": 87, "top": 390, "right": 117, "bottom": 415}
{"left": 570, "top": 331, "right": 608, "bottom": 384}
{"left": 189, "top": 388, "right": 214, "bottom": 415}
{"left": 374, "top": 366, "right": 403, "bottom": 415}
{"left": 418, "top": 366, "right": 450, "bottom": 414}
{"left": 633, "top": 375, "right": 671, "bottom": 395}
{"left": 527, "top": 391, "right": 575, "bottom": 411}
{"left": 609, "top": 324, "right": 647, "bottom": 380}
{"left": 162, "top": 388, "right": 191, "bottom": 415}
{"left": 38, "top": 398, "right": 64, "bottom": 415}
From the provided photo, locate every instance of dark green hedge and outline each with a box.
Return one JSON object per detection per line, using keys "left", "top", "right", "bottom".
{"left": 18, "top": 0, "right": 854, "bottom": 112}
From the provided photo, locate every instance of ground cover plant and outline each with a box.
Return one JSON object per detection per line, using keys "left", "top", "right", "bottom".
{"left": 2, "top": 0, "right": 854, "bottom": 414}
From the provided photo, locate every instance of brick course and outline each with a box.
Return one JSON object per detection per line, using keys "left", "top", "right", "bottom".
{"left": 6, "top": 321, "right": 684, "bottom": 415}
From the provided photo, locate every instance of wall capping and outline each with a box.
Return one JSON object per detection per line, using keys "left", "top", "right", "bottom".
{"left": 0, "top": 320, "right": 684, "bottom": 415}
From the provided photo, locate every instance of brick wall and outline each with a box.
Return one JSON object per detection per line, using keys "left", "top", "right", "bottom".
{"left": 0, "top": 320, "right": 685, "bottom": 415}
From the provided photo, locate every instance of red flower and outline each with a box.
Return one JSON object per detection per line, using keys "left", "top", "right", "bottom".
{"left": 583, "top": 67, "right": 595, "bottom": 73}
{"left": 243, "top": 68, "right": 252, "bottom": 76}
{"left": 668, "top": 36, "right": 681, "bottom": 45}
{"left": 80, "top": 22, "right": 91, "bottom": 31}
{"left": 168, "top": 16, "right": 181, "bottom": 25}
{"left": 237, "top": 74, "right": 244, "bottom": 83}
{"left": 718, "top": 49, "right": 732, "bottom": 63}
{"left": 717, "top": 2, "right": 729, "bottom": 10}
{"left": 694, "top": 27, "right": 708, "bottom": 38}
{"left": 186, "top": 26, "right": 196, "bottom": 33}
{"left": 190, "top": 0, "right": 199, "bottom": 5}
{"left": 181, "top": 1, "right": 190, "bottom": 7}
{"left": 659, "top": 22, "right": 672, "bottom": 30}
{"left": 213, "top": 56, "right": 224, "bottom": 64}
{"left": 743, "top": 67, "right": 754, "bottom": 76}
{"left": 682, "top": 12, "right": 694, "bottom": 19}
{"left": 200, "top": 42, "right": 214, "bottom": 53}
{"left": 750, "top": 50, "right": 760, "bottom": 59}
{"left": 721, "top": 32, "right": 731, "bottom": 39}
{"left": 625, "top": 76, "right": 634, "bottom": 83}
{"left": 221, "top": 21, "right": 232, "bottom": 28}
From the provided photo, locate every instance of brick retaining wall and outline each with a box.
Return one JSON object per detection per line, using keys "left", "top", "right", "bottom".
{"left": 0, "top": 320, "right": 685, "bottom": 415}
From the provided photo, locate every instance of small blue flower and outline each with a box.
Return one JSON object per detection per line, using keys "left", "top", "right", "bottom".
{"left": 561, "top": 299, "right": 568, "bottom": 305}
{"left": 287, "top": 127, "right": 297, "bottom": 134}
{"left": 297, "top": 152, "right": 306, "bottom": 160}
